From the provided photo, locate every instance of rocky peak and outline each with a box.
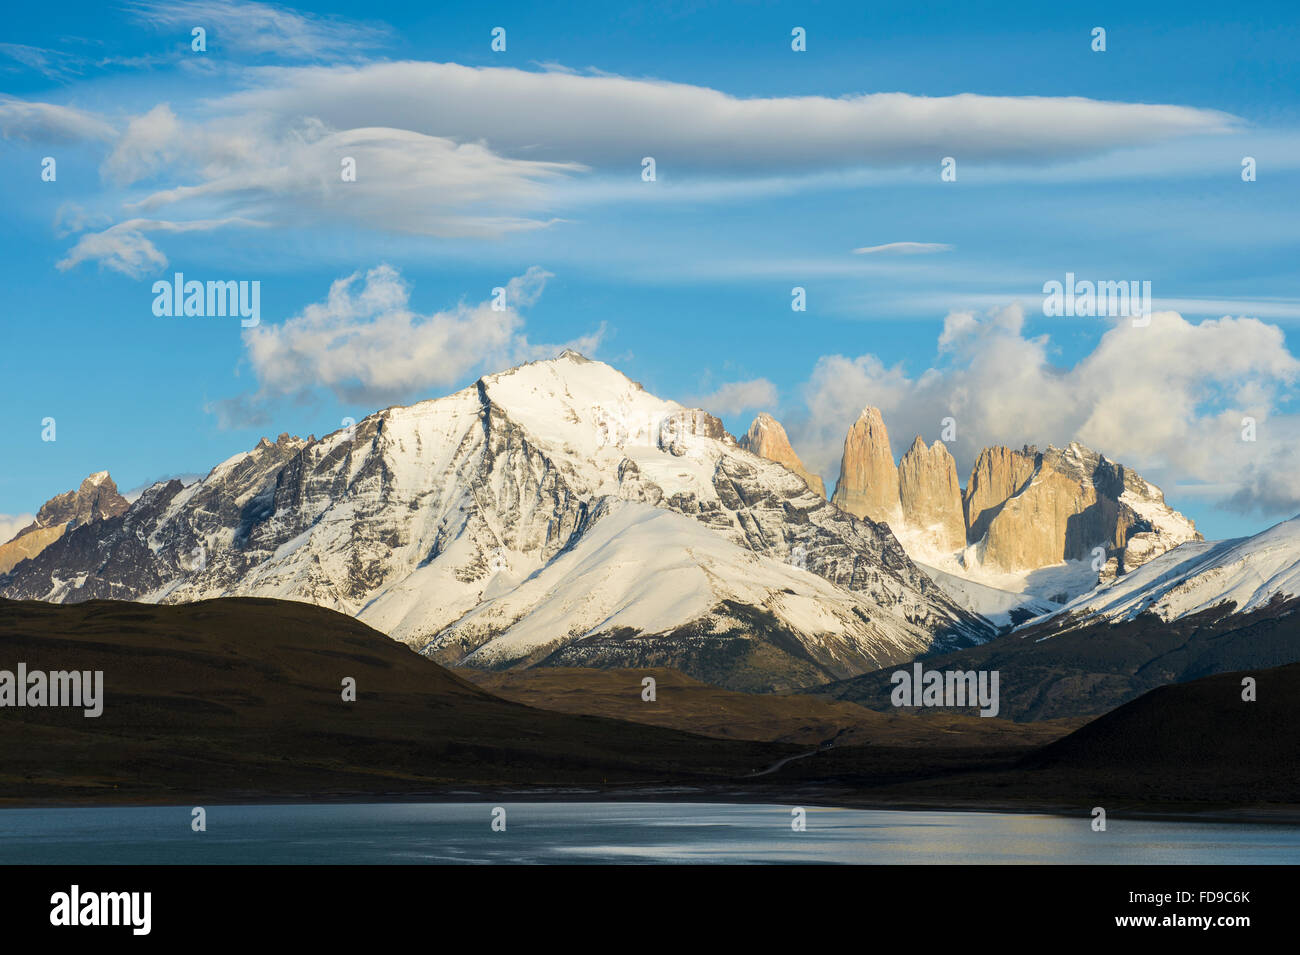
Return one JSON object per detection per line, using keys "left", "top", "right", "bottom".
{"left": 25, "top": 471, "right": 129, "bottom": 538}
{"left": 0, "top": 471, "right": 130, "bottom": 576}
{"left": 255, "top": 432, "right": 297, "bottom": 450}
{"left": 738, "top": 413, "right": 826, "bottom": 498}
{"left": 659, "top": 408, "right": 735, "bottom": 456}
{"left": 897, "top": 437, "right": 965, "bottom": 554}
{"left": 831, "top": 406, "right": 901, "bottom": 525}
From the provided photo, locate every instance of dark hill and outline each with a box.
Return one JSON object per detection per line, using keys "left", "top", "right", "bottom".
{"left": 1021, "top": 662, "right": 1299, "bottom": 796}
{"left": 4, "top": 597, "right": 1294, "bottom": 815}
{"left": 0, "top": 597, "right": 788, "bottom": 804}
{"left": 767, "top": 662, "right": 1300, "bottom": 813}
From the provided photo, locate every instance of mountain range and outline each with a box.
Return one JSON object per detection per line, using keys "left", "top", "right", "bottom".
{"left": 0, "top": 352, "right": 988, "bottom": 692}
{"left": 3, "top": 350, "right": 1297, "bottom": 704}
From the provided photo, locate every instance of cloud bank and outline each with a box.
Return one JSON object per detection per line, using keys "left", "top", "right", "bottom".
{"left": 0, "top": 49, "right": 1238, "bottom": 275}
{"left": 790, "top": 306, "right": 1300, "bottom": 518}
{"left": 220, "top": 62, "right": 1238, "bottom": 171}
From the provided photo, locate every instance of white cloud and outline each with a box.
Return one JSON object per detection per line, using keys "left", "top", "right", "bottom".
{"left": 53, "top": 202, "right": 112, "bottom": 238}
{"left": 853, "top": 242, "right": 953, "bottom": 255}
{"left": 791, "top": 306, "right": 1300, "bottom": 518}
{"left": 56, "top": 225, "right": 166, "bottom": 277}
{"left": 1153, "top": 298, "right": 1300, "bottom": 323}
{"left": 899, "top": 292, "right": 1300, "bottom": 324}
{"left": 690, "top": 379, "right": 779, "bottom": 417}
{"left": 36, "top": 101, "right": 582, "bottom": 275}
{"left": 210, "top": 265, "right": 603, "bottom": 425}
{"left": 127, "top": 121, "right": 579, "bottom": 235}
{"left": 101, "top": 104, "right": 192, "bottom": 185}
{"left": 0, "top": 514, "right": 35, "bottom": 545}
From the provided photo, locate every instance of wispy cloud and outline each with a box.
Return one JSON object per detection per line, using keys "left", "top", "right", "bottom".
{"left": 56, "top": 217, "right": 266, "bottom": 277}
{"left": 126, "top": 0, "right": 391, "bottom": 60}
{"left": 42, "top": 97, "right": 582, "bottom": 275}
{"left": 0, "top": 95, "right": 116, "bottom": 142}
{"left": 900, "top": 292, "right": 1300, "bottom": 324}
{"left": 853, "top": 242, "right": 953, "bottom": 255}
{"left": 0, "top": 52, "right": 1251, "bottom": 277}
{"left": 0, "top": 43, "right": 83, "bottom": 79}
{"left": 220, "top": 62, "right": 1240, "bottom": 171}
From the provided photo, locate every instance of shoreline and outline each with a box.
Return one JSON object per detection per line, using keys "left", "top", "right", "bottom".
{"left": 4, "top": 786, "right": 1298, "bottom": 827}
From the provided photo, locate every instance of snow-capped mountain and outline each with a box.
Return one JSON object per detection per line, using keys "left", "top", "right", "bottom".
{"left": 1026, "top": 514, "right": 1300, "bottom": 629}
{"left": 0, "top": 351, "right": 991, "bottom": 691}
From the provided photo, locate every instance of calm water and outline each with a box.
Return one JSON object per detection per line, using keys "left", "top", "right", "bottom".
{"left": 2, "top": 802, "right": 1297, "bottom": 864}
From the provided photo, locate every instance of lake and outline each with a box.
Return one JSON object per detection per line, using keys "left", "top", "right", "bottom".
{"left": 2, "top": 802, "right": 1297, "bottom": 864}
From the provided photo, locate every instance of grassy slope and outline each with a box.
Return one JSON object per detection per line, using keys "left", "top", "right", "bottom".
{"left": 466, "top": 667, "right": 1080, "bottom": 747}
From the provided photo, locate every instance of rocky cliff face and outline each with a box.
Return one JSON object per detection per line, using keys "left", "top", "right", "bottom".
{"left": 972, "top": 443, "right": 1200, "bottom": 576}
{"left": 898, "top": 437, "right": 965, "bottom": 555}
{"left": 0, "top": 471, "right": 129, "bottom": 575}
{"left": 737, "top": 413, "right": 826, "bottom": 498}
{"left": 0, "top": 354, "right": 991, "bottom": 692}
{"left": 964, "top": 446, "right": 1038, "bottom": 545}
{"left": 831, "top": 407, "right": 902, "bottom": 526}
{"left": 978, "top": 453, "right": 1099, "bottom": 571}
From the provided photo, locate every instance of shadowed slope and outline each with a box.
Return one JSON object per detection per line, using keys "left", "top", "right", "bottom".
{"left": 0, "top": 597, "right": 790, "bottom": 804}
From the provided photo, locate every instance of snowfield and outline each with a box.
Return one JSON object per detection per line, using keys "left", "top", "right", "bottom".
{"left": 1025, "top": 515, "right": 1300, "bottom": 627}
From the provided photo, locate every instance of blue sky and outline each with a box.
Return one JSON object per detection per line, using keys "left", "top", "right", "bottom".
{"left": 2, "top": 0, "right": 1298, "bottom": 542}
